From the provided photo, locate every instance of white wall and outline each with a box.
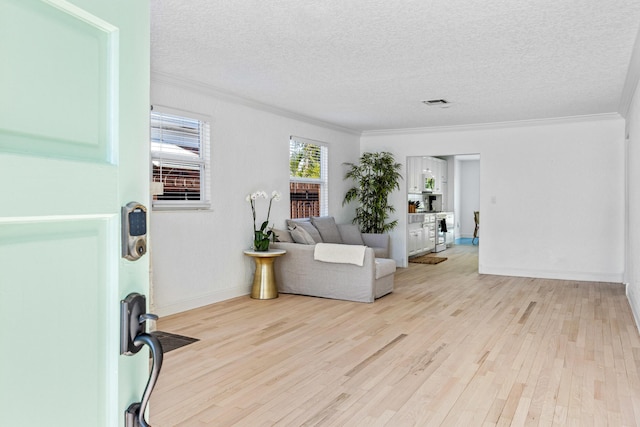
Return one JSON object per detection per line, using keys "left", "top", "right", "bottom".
{"left": 625, "top": 77, "right": 640, "bottom": 330}
{"left": 458, "top": 159, "right": 480, "bottom": 238}
{"left": 150, "top": 76, "right": 360, "bottom": 316}
{"left": 149, "top": 78, "right": 631, "bottom": 317}
{"left": 361, "top": 116, "right": 626, "bottom": 284}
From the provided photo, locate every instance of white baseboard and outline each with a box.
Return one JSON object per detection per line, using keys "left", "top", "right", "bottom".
{"left": 627, "top": 283, "right": 640, "bottom": 334}
{"left": 479, "top": 265, "right": 624, "bottom": 283}
{"left": 153, "top": 286, "right": 250, "bottom": 317}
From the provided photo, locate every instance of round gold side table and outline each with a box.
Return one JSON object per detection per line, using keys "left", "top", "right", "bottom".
{"left": 243, "top": 249, "right": 287, "bottom": 299}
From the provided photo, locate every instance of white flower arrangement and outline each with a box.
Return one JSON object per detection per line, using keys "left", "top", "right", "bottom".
{"left": 247, "top": 190, "right": 281, "bottom": 250}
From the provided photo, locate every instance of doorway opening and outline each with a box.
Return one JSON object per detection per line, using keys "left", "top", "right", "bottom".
{"left": 406, "top": 153, "right": 480, "bottom": 270}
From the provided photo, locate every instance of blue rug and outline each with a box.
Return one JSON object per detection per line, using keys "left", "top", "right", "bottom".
{"left": 455, "top": 238, "right": 478, "bottom": 246}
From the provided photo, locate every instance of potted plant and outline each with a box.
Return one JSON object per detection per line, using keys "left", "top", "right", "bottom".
{"left": 343, "top": 152, "right": 402, "bottom": 233}
{"left": 247, "top": 190, "right": 281, "bottom": 251}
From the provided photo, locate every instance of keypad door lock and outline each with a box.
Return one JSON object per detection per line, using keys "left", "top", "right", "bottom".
{"left": 122, "top": 202, "right": 147, "bottom": 261}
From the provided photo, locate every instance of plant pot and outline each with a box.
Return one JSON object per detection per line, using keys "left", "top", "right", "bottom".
{"left": 254, "top": 230, "right": 270, "bottom": 251}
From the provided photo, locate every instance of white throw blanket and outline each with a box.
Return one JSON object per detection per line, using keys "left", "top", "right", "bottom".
{"left": 314, "top": 243, "right": 366, "bottom": 266}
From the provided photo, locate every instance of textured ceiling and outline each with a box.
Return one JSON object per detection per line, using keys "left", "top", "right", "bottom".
{"left": 151, "top": 0, "right": 640, "bottom": 132}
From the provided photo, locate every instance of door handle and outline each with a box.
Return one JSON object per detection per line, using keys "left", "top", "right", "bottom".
{"left": 121, "top": 293, "right": 164, "bottom": 427}
{"left": 125, "top": 333, "right": 163, "bottom": 427}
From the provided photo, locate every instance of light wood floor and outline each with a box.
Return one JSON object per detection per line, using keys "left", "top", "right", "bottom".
{"left": 150, "top": 245, "right": 640, "bottom": 426}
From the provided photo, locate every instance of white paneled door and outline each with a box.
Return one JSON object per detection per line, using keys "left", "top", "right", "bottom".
{"left": 0, "top": 0, "right": 150, "bottom": 426}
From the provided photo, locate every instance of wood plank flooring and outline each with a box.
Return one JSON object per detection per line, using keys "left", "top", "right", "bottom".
{"left": 150, "top": 245, "right": 640, "bottom": 426}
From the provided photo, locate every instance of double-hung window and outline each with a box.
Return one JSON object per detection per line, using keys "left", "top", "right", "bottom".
{"left": 150, "top": 107, "right": 210, "bottom": 209}
{"left": 289, "top": 136, "right": 328, "bottom": 218}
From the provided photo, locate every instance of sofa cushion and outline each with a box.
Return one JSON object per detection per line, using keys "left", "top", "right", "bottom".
{"left": 272, "top": 228, "right": 293, "bottom": 243}
{"left": 287, "top": 219, "right": 323, "bottom": 243}
{"left": 311, "top": 216, "right": 343, "bottom": 244}
{"left": 289, "top": 225, "right": 316, "bottom": 245}
{"left": 337, "top": 224, "right": 365, "bottom": 245}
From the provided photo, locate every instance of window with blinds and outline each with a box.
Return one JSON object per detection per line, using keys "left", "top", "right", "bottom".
{"left": 150, "top": 108, "right": 210, "bottom": 209}
{"left": 289, "top": 136, "right": 328, "bottom": 218}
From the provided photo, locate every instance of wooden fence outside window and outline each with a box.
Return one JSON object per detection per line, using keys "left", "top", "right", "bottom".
{"left": 290, "top": 182, "right": 320, "bottom": 219}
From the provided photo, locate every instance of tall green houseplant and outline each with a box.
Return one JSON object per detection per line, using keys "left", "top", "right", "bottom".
{"left": 343, "top": 152, "right": 402, "bottom": 233}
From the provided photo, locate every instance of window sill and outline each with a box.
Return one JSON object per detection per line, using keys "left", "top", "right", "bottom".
{"left": 151, "top": 202, "right": 211, "bottom": 211}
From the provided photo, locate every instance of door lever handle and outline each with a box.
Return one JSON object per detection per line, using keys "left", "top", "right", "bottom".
{"left": 125, "top": 332, "right": 163, "bottom": 427}
{"left": 121, "top": 293, "right": 164, "bottom": 427}
{"left": 139, "top": 313, "right": 158, "bottom": 324}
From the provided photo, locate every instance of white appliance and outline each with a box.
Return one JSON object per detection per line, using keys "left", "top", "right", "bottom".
{"left": 435, "top": 212, "right": 455, "bottom": 252}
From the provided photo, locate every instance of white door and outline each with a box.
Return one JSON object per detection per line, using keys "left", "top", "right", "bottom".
{"left": 0, "top": 0, "right": 150, "bottom": 426}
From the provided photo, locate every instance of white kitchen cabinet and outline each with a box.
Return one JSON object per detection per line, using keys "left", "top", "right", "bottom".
{"left": 438, "top": 158, "right": 448, "bottom": 209}
{"left": 407, "top": 227, "right": 423, "bottom": 256}
{"left": 417, "top": 157, "right": 427, "bottom": 193}
{"left": 441, "top": 182, "right": 448, "bottom": 210}
{"left": 416, "top": 157, "right": 447, "bottom": 194}
{"left": 408, "top": 156, "right": 448, "bottom": 195}
{"left": 440, "top": 158, "right": 448, "bottom": 184}
{"left": 420, "top": 157, "right": 432, "bottom": 191}
{"left": 420, "top": 157, "right": 428, "bottom": 179}
{"left": 433, "top": 158, "right": 448, "bottom": 193}
{"left": 424, "top": 214, "right": 436, "bottom": 252}
{"left": 408, "top": 214, "right": 437, "bottom": 257}
{"left": 431, "top": 159, "right": 440, "bottom": 193}
{"left": 407, "top": 157, "right": 422, "bottom": 194}
{"left": 414, "top": 158, "right": 421, "bottom": 192}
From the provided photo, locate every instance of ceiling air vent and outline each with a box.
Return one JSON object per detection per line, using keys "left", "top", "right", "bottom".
{"left": 422, "top": 99, "right": 452, "bottom": 109}
{"left": 422, "top": 99, "right": 449, "bottom": 106}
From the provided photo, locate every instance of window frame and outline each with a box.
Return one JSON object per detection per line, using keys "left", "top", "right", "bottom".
{"left": 289, "top": 136, "right": 328, "bottom": 218}
{"left": 150, "top": 106, "right": 211, "bottom": 210}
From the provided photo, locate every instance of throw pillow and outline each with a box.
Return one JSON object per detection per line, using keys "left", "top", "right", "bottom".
{"left": 311, "top": 216, "right": 343, "bottom": 244}
{"left": 337, "top": 224, "right": 365, "bottom": 245}
{"left": 289, "top": 225, "right": 316, "bottom": 245}
{"left": 287, "top": 219, "right": 323, "bottom": 243}
{"left": 272, "top": 228, "right": 293, "bottom": 243}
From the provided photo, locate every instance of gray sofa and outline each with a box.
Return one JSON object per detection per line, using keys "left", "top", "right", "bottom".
{"left": 270, "top": 217, "right": 396, "bottom": 303}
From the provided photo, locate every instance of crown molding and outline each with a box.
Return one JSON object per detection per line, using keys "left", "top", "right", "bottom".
{"left": 152, "top": 72, "right": 625, "bottom": 139}
{"left": 150, "top": 71, "right": 362, "bottom": 136}
{"left": 360, "top": 113, "right": 624, "bottom": 137}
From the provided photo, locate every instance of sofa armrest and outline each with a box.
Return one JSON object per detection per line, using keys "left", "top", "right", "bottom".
{"left": 361, "top": 233, "right": 390, "bottom": 258}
